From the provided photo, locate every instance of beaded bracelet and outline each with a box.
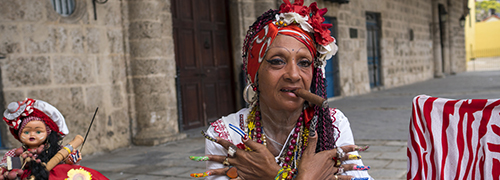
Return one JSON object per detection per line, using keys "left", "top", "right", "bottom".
{"left": 274, "top": 168, "right": 285, "bottom": 180}
{"left": 275, "top": 167, "right": 295, "bottom": 180}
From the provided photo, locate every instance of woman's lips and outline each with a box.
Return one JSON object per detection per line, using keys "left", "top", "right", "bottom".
{"left": 29, "top": 137, "right": 35, "bottom": 141}
{"left": 280, "top": 89, "right": 298, "bottom": 97}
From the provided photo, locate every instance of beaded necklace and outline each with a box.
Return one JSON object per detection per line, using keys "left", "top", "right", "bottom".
{"left": 246, "top": 106, "right": 310, "bottom": 180}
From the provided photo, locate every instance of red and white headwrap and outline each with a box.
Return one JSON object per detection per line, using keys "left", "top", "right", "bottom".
{"left": 3, "top": 98, "right": 69, "bottom": 141}
{"left": 244, "top": 0, "right": 338, "bottom": 84}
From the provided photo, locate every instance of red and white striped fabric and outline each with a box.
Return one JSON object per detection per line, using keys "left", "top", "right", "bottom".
{"left": 408, "top": 95, "right": 500, "bottom": 180}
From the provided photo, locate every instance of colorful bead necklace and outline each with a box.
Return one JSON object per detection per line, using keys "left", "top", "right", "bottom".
{"left": 246, "top": 106, "right": 309, "bottom": 180}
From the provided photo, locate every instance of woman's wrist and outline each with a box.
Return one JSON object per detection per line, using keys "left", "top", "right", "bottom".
{"left": 269, "top": 165, "right": 285, "bottom": 180}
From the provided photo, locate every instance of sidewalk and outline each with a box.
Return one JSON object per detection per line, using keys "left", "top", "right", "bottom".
{"left": 467, "top": 56, "right": 500, "bottom": 72}
{"left": 79, "top": 70, "right": 500, "bottom": 180}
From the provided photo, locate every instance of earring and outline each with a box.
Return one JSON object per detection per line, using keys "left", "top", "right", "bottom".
{"left": 243, "top": 84, "right": 257, "bottom": 105}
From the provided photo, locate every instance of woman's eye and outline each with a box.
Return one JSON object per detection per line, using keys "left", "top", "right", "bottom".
{"left": 24, "top": 131, "right": 29, "bottom": 135}
{"left": 36, "top": 131, "right": 41, "bottom": 134}
{"left": 266, "top": 59, "right": 285, "bottom": 66}
{"left": 298, "top": 60, "right": 312, "bottom": 67}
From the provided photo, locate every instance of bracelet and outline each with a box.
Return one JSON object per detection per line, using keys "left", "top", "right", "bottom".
{"left": 63, "top": 144, "right": 74, "bottom": 154}
{"left": 275, "top": 167, "right": 295, "bottom": 180}
{"left": 63, "top": 147, "right": 72, "bottom": 154}
{"left": 274, "top": 168, "right": 285, "bottom": 180}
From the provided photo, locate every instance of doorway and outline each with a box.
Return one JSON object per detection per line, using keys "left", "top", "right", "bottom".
{"left": 324, "top": 17, "right": 340, "bottom": 98}
{"left": 366, "top": 12, "right": 382, "bottom": 88}
{"left": 172, "top": 0, "right": 236, "bottom": 130}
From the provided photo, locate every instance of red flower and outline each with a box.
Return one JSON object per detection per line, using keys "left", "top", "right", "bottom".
{"left": 279, "top": 0, "right": 309, "bottom": 16}
{"left": 278, "top": 0, "right": 335, "bottom": 46}
{"left": 236, "top": 143, "right": 246, "bottom": 150}
{"left": 307, "top": 2, "right": 334, "bottom": 46}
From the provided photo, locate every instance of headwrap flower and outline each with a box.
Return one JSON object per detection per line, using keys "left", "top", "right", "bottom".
{"left": 243, "top": 0, "right": 338, "bottom": 84}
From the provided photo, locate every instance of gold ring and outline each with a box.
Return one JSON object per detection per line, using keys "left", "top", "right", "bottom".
{"left": 334, "top": 175, "right": 338, "bottom": 180}
{"left": 335, "top": 159, "right": 342, "bottom": 167}
{"left": 222, "top": 156, "right": 230, "bottom": 166}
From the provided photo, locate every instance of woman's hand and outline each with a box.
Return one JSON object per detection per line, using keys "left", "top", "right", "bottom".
{"left": 201, "top": 136, "right": 282, "bottom": 180}
{"left": 191, "top": 133, "right": 369, "bottom": 179}
{"left": 295, "top": 132, "right": 367, "bottom": 180}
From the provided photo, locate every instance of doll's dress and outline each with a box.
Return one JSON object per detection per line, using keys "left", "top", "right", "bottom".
{"left": 1, "top": 147, "right": 108, "bottom": 180}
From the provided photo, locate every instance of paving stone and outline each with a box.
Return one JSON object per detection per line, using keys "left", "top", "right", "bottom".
{"left": 368, "top": 169, "right": 406, "bottom": 179}
{"left": 386, "top": 160, "right": 407, "bottom": 170}
{"left": 149, "top": 166, "right": 193, "bottom": 176}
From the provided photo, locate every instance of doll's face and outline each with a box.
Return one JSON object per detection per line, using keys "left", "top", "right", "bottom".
{"left": 20, "top": 121, "right": 47, "bottom": 149}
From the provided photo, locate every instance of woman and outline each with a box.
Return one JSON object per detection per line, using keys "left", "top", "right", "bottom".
{"left": 191, "top": 1, "right": 372, "bottom": 179}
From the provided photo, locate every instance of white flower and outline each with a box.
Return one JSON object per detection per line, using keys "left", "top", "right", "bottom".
{"left": 275, "top": 13, "right": 313, "bottom": 32}
{"left": 317, "top": 41, "right": 338, "bottom": 61}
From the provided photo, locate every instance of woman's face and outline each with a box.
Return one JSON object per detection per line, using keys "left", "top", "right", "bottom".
{"left": 257, "top": 34, "right": 314, "bottom": 112}
{"left": 20, "top": 120, "right": 47, "bottom": 149}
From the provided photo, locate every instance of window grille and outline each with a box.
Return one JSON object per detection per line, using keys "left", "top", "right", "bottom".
{"left": 51, "top": 0, "right": 76, "bottom": 16}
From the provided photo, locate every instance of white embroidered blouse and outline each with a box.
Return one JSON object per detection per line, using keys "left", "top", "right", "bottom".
{"left": 205, "top": 108, "right": 373, "bottom": 180}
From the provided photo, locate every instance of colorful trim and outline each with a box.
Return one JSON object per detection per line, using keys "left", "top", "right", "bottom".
{"left": 211, "top": 119, "right": 232, "bottom": 143}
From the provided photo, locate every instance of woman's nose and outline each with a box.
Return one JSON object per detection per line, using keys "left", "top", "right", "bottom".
{"left": 283, "top": 63, "right": 301, "bottom": 82}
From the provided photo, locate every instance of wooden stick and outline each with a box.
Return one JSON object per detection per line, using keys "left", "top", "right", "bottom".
{"left": 45, "top": 135, "right": 84, "bottom": 171}
{"left": 81, "top": 107, "right": 98, "bottom": 153}
{"left": 293, "top": 89, "right": 328, "bottom": 108}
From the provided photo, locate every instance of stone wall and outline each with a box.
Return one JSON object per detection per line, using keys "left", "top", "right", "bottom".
{"left": 313, "top": 0, "right": 465, "bottom": 96}
{"left": 0, "top": 0, "right": 130, "bottom": 154}
{"left": 447, "top": 0, "right": 467, "bottom": 73}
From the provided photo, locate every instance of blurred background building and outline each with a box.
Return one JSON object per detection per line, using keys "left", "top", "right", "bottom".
{"left": 465, "top": 0, "right": 500, "bottom": 71}
{"left": 0, "top": 0, "right": 469, "bottom": 155}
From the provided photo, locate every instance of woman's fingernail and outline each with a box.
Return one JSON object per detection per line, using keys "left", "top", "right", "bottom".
{"left": 189, "top": 156, "right": 209, "bottom": 161}
{"left": 243, "top": 134, "right": 249, "bottom": 141}
{"left": 190, "top": 171, "right": 211, "bottom": 177}
{"left": 355, "top": 145, "right": 369, "bottom": 151}
{"left": 353, "top": 165, "right": 370, "bottom": 170}
{"left": 348, "top": 154, "right": 361, "bottom": 160}
{"left": 201, "top": 130, "right": 217, "bottom": 142}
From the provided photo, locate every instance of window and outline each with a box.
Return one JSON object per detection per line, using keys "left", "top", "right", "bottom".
{"left": 51, "top": 0, "right": 76, "bottom": 16}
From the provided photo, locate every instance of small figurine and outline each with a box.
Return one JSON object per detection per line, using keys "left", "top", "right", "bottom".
{"left": 0, "top": 98, "right": 107, "bottom": 180}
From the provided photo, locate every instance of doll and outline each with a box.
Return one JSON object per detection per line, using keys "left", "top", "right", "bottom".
{"left": 0, "top": 98, "right": 107, "bottom": 180}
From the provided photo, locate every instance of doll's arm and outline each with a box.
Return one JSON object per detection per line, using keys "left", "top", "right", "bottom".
{"left": 64, "top": 149, "right": 81, "bottom": 165}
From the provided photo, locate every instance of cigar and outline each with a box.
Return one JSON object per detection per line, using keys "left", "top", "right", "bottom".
{"left": 292, "top": 89, "right": 328, "bottom": 108}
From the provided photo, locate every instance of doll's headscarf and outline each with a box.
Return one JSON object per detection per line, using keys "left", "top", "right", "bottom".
{"left": 3, "top": 98, "right": 69, "bottom": 141}
{"left": 243, "top": 0, "right": 338, "bottom": 84}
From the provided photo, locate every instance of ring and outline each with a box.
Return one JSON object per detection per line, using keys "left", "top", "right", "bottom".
{"left": 336, "top": 147, "right": 345, "bottom": 159}
{"left": 334, "top": 175, "right": 338, "bottom": 180}
{"left": 228, "top": 145, "right": 237, "bottom": 157}
{"left": 226, "top": 166, "right": 238, "bottom": 179}
{"left": 222, "top": 157, "right": 230, "bottom": 166}
{"left": 336, "top": 166, "right": 344, "bottom": 174}
{"left": 348, "top": 154, "right": 361, "bottom": 160}
{"left": 335, "top": 159, "right": 342, "bottom": 167}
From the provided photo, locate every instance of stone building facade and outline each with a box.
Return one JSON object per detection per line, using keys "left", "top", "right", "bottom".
{"left": 0, "top": 0, "right": 467, "bottom": 155}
